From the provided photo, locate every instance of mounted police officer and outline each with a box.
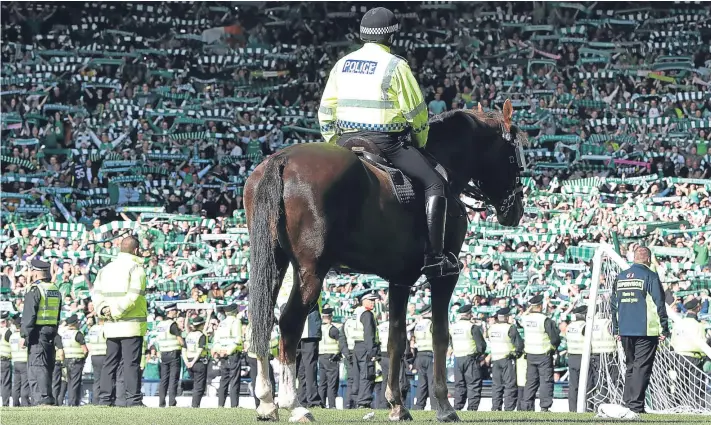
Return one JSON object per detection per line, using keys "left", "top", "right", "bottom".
{"left": 566, "top": 305, "right": 588, "bottom": 412}
{"left": 318, "top": 308, "right": 341, "bottom": 409}
{"left": 488, "top": 307, "right": 524, "bottom": 412}
{"left": 413, "top": 305, "right": 435, "bottom": 410}
{"left": 156, "top": 303, "right": 184, "bottom": 408}
{"left": 61, "top": 314, "right": 88, "bottom": 406}
{"left": 0, "top": 312, "right": 12, "bottom": 406}
{"left": 449, "top": 304, "right": 487, "bottom": 411}
{"left": 86, "top": 316, "right": 107, "bottom": 404}
{"left": 183, "top": 316, "right": 208, "bottom": 408}
{"left": 521, "top": 295, "right": 561, "bottom": 412}
{"left": 318, "top": 6, "right": 459, "bottom": 280}
{"left": 10, "top": 316, "right": 31, "bottom": 406}
{"left": 21, "top": 259, "right": 61, "bottom": 406}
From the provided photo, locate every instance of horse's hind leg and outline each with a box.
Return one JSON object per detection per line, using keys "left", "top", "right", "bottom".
{"left": 256, "top": 248, "right": 289, "bottom": 421}
{"left": 278, "top": 260, "right": 328, "bottom": 423}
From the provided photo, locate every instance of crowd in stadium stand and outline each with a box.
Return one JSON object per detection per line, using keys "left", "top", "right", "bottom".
{"left": 2, "top": 1, "right": 711, "bottom": 398}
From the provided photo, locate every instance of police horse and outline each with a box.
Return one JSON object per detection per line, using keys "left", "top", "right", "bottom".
{"left": 245, "top": 101, "right": 526, "bottom": 422}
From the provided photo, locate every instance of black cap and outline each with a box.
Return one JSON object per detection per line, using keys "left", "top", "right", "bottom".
{"left": 164, "top": 303, "right": 178, "bottom": 313}
{"left": 31, "top": 259, "right": 51, "bottom": 271}
{"left": 360, "top": 7, "right": 399, "bottom": 43}
{"left": 496, "top": 307, "right": 511, "bottom": 316}
{"left": 529, "top": 295, "right": 544, "bottom": 306}
{"left": 572, "top": 305, "right": 588, "bottom": 315}
{"left": 0, "top": 312, "right": 9, "bottom": 320}
{"left": 684, "top": 298, "right": 700, "bottom": 310}
{"left": 420, "top": 305, "right": 432, "bottom": 315}
{"left": 191, "top": 316, "right": 206, "bottom": 327}
{"left": 457, "top": 304, "right": 473, "bottom": 314}
{"left": 65, "top": 314, "right": 78, "bottom": 325}
{"left": 222, "top": 303, "right": 239, "bottom": 314}
{"left": 322, "top": 308, "right": 334, "bottom": 316}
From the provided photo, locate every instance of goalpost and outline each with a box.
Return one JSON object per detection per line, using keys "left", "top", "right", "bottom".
{"left": 577, "top": 244, "right": 711, "bottom": 414}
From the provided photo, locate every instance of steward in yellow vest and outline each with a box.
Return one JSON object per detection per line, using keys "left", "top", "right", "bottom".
{"left": 521, "top": 295, "right": 561, "bottom": 412}
{"left": 318, "top": 308, "right": 341, "bottom": 409}
{"left": 565, "top": 305, "right": 587, "bottom": 413}
{"left": 60, "top": 314, "right": 87, "bottom": 406}
{"left": 488, "top": 307, "right": 525, "bottom": 412}
{"left": 449, "top": 304, "right": 487, "bottom": 410}
{"left": 413, "top": 304, "right": 435, "bottom": 410}
{"left": 156, "top": 303, "right": 184, "bottom": 408}
{"left": 0, "top": 312, "right": 12, "bottom": 406}
{"left": 672, "top": 299, "right": 707, "bottom": 373}
{"left": 92, "top": 238, "right": 148, "bottom": 408}
{"left": 10, "top": 316, "right": 31, "bottom": 407}
{"left": 86, "top": 318, "right": 107, "bottom": 405}
{"left": 213, "top": 303, "right": 243, "bottom": 408}
{"left": 21, "top": 259, "right": 61, "bottom": 406}
{"left": 182, "top": 316, "right": 208, "bottom": 408}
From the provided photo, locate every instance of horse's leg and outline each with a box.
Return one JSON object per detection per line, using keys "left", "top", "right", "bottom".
{"left": 431, "top": 276, "right": 460, "bottom": 422}
{"left": 255, "top": 249, "right": 289, "bottom": 421}
{"left": 278, "top": 262, "right": 327, "bottom": 423}
{"left": 385, "top": 283, "right": 414, "bottom": 422}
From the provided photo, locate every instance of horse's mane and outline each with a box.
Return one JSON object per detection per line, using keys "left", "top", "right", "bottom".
{"left": 429, "top": 108, "right": 505, "bottom": 130}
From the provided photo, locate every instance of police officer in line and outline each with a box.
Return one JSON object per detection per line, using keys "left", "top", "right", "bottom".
{"left": 21, "top": 258, "right": 61, "bottom": 406}
{"left": 671, "top": 298, "right": 709, "bottom": 404}
{"left": 449, "top": 305, "right": 487, "bottom": 411}
{"left": 352, "top": 293, "right": 380, "bottom": 409}
{"left": 611, "top": 246, "right": 668, "bottom": 414}
{"left": 10, "top": 317, "right": 31, "bottom": 406}
{"left": 157, "top": 303, "right": 184, "bottom": 408}
{"left": 244, "top": 316, "right": 277, "bottom": 408}
{"left": 318, "top": 308, "right": 341, "bottom": 409}
{"left": 52, "top": 327, "right": 67, "bottom": 405}
{"left": 318, "top": 6, "right": 460, "bottom": 280}
{"left": 183, "top": 316, "right": 208, "bottom": 408}
{"left": 297, "top": 302, "right": 322, "bottom": 409}
{"left": 93, "top": 236, "right": 148, "bottom": 408}
{"left": 0, "top": 312, "right": 12, "bottom": 406}
{"left": 86, "top": 316, "right": 107, "bottom": 404}
{"left": 413, "top": 305, "right": 435, "bottom": 410}
{"left": 339, "top": 309, "right": 358, "bottom": 409}
{"left": 61, "top": 314, "right": 88, "bottom": 406}
{"left": 565, "top": 305, "right": 588, "bottom": 412}
{"left": 488, "top": 307, "right": 524, "bottom": 412}
{"left": 521, "top": 294, "right": 561, "bottom": 412}
{"left": 212, "top": 303, "right": 243, "bottom": 408}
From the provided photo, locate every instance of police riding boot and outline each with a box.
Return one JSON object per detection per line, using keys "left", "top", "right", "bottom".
{"left": 421, "top": 196, "right": 461, "bottom": 279}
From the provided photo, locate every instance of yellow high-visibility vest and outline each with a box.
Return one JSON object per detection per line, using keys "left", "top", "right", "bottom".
{"left": 86, "top": 324, "right": 107, "bottom": 356}
{"left": 522, "top": 313, "right": 552, "bottom": 355}
{"left": 31, "top": 281, "right": 61, "bottom": 326}
{"left": 488, "top": 323, "right": 516, "bottom": 361}
{"left": 449, "top": 319, "right": 477, "bottom": 357}
{"left": 156, "top": 319, "right": 181, "bottom": 353}
{"left": 566, "top": 321, "right": 586, "bottom": 355}
{"left": 0, "top": 326, "right": 10, "bottom": 358}
{"left": 9, "top": 331, "right": 28, "bottom": 363}
{"left": 343, "top": 318, "right": 357, "bottom": 350}
{"left": 351, "top": 307, "right": 379, "bottom": 344}
{"left": 591, "top": 318, "right": 616, "bottom": 354}
{"left": 185, "top": 331, "right": 207, "bottom": 359}
{"left": 378, "top": 321, "right": 389, "bottom": 351}
{"left": 214, "top": 315, "right": 243, "bottom": 354}
{"left": 414, "top": 318, "right": 433, "bottom": 352}
{"left": 671, "top": 317, "right": 706, "bottom": 357}
{"left": 321, "top": 324, "right": 340, "bottom": 355}
{"left": 61, "top": 329, "right": 85, "bottom": 359}
{"left": 516, "top": 356, "right": 527, "bottom": 386}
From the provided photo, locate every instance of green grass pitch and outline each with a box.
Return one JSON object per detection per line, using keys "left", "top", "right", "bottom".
{"left": 1, "top": 407, "right": 707, "bottom": 425}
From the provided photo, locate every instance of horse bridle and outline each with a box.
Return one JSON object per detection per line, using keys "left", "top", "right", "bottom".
{"left": 462, "top": 124, "right": 526, "bottom": 215}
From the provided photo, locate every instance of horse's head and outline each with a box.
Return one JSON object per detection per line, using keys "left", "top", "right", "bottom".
{"left": 428, "top": 100, "right": 526, "bottom": 227}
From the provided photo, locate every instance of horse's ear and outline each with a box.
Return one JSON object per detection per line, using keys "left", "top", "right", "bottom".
{"left": 477, "top": 103, "right": 483, "bottom": 113}
{"left": 503, "top": 99, "right": 513, "bottom": 131}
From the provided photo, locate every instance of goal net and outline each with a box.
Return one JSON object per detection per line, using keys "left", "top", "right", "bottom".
{"left": 577, "top": 244, "right": 711, "bottom": 414}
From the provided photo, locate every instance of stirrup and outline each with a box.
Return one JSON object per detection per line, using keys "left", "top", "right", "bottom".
{"left": 421, "top": 252, "right": 461, "bottom": 279}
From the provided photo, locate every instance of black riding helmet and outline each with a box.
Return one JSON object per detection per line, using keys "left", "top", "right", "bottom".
{"left": 360, "top": 7, "right": 399, "bottom": 45}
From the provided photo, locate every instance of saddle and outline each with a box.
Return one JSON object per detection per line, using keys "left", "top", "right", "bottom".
{"left": 339, "top": 136, "right": 448, "bottom": 206}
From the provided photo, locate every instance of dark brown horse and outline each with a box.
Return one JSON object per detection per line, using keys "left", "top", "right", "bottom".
{"left": 245, "top": 101, "right": 525, "bottom": 422}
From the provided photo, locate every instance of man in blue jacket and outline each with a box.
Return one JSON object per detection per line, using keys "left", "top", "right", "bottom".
{"left": 611, "top": 246, "right": 669, "bottom": 414}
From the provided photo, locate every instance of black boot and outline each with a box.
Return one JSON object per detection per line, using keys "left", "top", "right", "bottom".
{"left": 421, "top": 196, "right": 461, "bottom": 279}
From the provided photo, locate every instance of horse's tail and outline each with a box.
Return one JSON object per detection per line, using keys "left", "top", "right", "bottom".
{"left": 249, "top": 153, "right": 288, "bottom": 358}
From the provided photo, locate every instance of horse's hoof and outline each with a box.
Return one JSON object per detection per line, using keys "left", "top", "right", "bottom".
{"left": 388, "top": 407, "right": 413, "bottom": 421}
{"left": 289, "top": 407, "right": 315, "bottom": 423}
{"left": 256, "top": 404, "right": 279, "bottom": 422}
{"left": 436, "top": 411, "right": 460, "bottom": 423}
